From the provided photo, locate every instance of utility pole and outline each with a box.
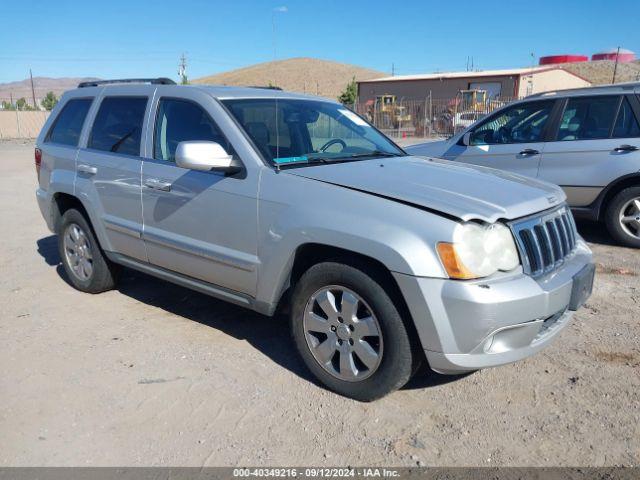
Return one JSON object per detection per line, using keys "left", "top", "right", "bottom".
{"left": 29, "top": 69, "right": 37, "bottom": 110}
{"left": 612, "top": 46, "right": 621, "bottom": 84}
{"left": 391, "top": 63, "right": 395, "bottom": 76}
{"left": 178, "top": 53, "right": 188, "bottom": 85}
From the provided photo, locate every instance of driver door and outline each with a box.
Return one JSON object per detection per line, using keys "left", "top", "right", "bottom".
{"left": 443, "top": 99, "right": 557, "bottom": 178}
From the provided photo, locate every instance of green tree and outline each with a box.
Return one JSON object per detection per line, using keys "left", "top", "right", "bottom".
{"left": 15, "top": 97, "right": 28, "bottom": 110}
{"left": 41, "top": 91, "right": 58, "bottom": 111}
{"left": 337, "top": 77, "right": 357, "bottom": 105}
{"left": 1, "top": 100, "right": 15, "bottom": 111}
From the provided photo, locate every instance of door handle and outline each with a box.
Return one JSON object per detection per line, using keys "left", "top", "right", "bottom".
{"left": 613, "top": 144, "right": 639, "bottom": 152}
{"left": 77, "top": 164, "right": 97, "bottom": 175}
{"left": 144, "top": 178, "right": 172, "bottom": 192}
{"left": 518, "top": 149, "right": 540, "bottom": 156}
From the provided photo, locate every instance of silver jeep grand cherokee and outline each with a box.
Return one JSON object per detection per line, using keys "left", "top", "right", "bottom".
{"left": 35, "top": 78, "right": 595, "bottom": 401}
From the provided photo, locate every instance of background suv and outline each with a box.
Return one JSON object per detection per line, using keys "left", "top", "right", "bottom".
{"left": 407, "top": 83, "right": 640, "bottom": 248}
{"left": 35, "top": 79, "right": 593, "bottom": 401}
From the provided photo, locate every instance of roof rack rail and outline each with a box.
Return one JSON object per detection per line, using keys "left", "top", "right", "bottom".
{"left": 78, "top": 77, "right": 176, "bottom": 88}
{"left": 248, "top": 85, "right": 283, "bottom": 90}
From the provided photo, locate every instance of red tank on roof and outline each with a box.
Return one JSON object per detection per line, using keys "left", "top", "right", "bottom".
{"left": 539, "top": 55, "right": 589, "bottom": 65}
{"left": 591, "top": 49, "right": 636, "bottom": 62}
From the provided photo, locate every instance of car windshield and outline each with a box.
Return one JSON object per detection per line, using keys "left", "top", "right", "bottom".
{"left": 222, "top": 98, "right": 404, "bottom": 166}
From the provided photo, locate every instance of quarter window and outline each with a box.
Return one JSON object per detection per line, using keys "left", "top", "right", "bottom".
{"left": 469, "top": 101, "right": 554, "bottom": 145}
{"left": 556, "top": 96, "right": 620, "bottom": 141}
{"left": 153, "top": 98, "right": 231, "bottom": 162}
{"left": 46, "top": 98, "right": 93, "bottom": 146}
{"left": 612, "top": 97, "right": 640, "bottom": 138}
{"left": 89, "top": 97, "right": 148, "bottom": 156}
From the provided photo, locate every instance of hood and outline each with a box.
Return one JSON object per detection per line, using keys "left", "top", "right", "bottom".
{"left": 284, "top": 156, "right": 565, "bottom": 223}
{"left": 404, "top": 139, "right": 452, "bottom": 158}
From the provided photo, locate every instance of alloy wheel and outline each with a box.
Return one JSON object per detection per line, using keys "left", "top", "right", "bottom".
{"left": 63, "top": 223, "right": 94, "bottom": 281}
{"left": 619, "top": 197, "right": 640, "bottom": 240}
{"left": 303, "top": 286, "right": 383, "bottom": 382}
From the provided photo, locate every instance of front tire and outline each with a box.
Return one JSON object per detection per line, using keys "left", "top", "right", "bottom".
{"left": 290, "top": 262, "right": 414, "bottom": 401}
{"left": 57, "top": 209, "right": 118, "bottom": 293}
{"left": 604, "top": 186, "right": 640, "bottom": 248}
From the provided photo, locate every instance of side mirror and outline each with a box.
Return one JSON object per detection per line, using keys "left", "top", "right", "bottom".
{"left": 462, "top": 132, "right": 472, "bottom": 146}
{"left": 175, "top": 141, "right": 241, "bottom": 173}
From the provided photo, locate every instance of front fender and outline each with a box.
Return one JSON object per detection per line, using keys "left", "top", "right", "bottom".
{"left": 255, "top": 171, "right": 456, "bottom": 311}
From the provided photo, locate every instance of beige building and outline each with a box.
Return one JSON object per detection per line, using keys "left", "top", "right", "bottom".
{"left": 357, "top": 66, "right": 591, "bottom": 102}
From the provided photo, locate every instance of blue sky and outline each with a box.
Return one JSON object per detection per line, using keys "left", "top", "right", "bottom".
{"left": 1, "top": 0, "right": 638, "bottom": 83}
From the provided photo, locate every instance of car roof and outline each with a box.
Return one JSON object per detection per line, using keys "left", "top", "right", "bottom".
{"left": 69, "top": 80, "right": 335, "bottom": 102}
{"left": 526, "top": 81, "right": 640, "bottom": 99}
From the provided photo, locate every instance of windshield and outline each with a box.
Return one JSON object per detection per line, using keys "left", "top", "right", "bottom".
{"left": 222, "top": 98, "right": 404, "bottom": 166}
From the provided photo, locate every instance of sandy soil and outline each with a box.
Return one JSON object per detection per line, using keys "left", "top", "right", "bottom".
{"left": 0, "top": 140, "right": 638, "bottom": 467}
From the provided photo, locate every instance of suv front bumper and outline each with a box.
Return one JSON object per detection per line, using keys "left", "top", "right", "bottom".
{"left": 393, "top": 240, "right": 593, "bottom": 374}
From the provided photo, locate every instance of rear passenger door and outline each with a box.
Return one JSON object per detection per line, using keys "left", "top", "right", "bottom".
{"left": 539, "top": 95, "right": 640, "bottom": 207}
{"left": 140, "top": 90, "right": 259, "bottom": 296}
{"left": 76, "top": 88, "right": 150, "bottom": 260}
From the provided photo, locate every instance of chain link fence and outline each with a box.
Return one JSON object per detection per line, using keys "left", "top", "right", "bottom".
{"left": 0, "top": 94, "right": 521, "bottom": 141}
{"left": 350, "top": 95, "right": 519, "bottom": 140}
{"left": 0, "top": 95, "right": 51, "bottom": 139}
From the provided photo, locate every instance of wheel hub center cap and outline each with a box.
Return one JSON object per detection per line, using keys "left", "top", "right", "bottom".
{"left": 336, "top": 324, "right": 351, "bottom": 340}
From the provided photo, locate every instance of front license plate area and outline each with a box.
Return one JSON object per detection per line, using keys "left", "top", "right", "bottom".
{"left": 569, "top": 263, "right": 595, "bottom": 311}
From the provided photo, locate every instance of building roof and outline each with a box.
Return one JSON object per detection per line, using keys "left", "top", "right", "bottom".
{"left": 358, "top": 66, "right": 573, "bottom": 83}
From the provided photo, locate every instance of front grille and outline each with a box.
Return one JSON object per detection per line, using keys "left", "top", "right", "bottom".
{"left": 510, "top": 205, "right": 578, "bottom": 277}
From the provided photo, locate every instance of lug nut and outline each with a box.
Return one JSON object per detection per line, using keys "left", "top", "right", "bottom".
{"left": 338, "top": 339, "right": 343, "bottom": 345}
{"left": 348, "top": 339, "right": 354, "bottom": 346}
{"left": 330, "top": 325, "right": 337, "bottom": 332}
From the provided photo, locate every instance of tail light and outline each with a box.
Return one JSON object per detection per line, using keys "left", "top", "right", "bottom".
{"left": 35, "top": 148, "right": 42, "bottom": 180}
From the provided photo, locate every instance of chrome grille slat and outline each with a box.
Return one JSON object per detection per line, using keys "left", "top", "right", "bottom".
{"left": 510, "top": 205, "right": 578, "bottom": 278}
{"left": 547, "top": 220, "right": 563, "bottom": 264}
{"left": 554, "top": 217, "right": 569, "bottom": 256}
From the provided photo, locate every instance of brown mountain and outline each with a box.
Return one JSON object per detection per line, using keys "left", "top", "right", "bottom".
{"left": 560, "top": 60, "right": 640, "bottom": 85}
{"left": 0, "top": 77, "right": 99, "bottom": 103}
{"left": 193, "top": 57, "right": 385, "bottom": 99}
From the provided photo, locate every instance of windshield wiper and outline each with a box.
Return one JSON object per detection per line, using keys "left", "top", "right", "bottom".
{"left": 342, "top": 150, "right": 404, "bottom": 159}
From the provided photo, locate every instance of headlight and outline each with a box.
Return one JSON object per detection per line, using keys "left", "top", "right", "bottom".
{"left": 437, "top": 222, "right": 520, "bottom": 279}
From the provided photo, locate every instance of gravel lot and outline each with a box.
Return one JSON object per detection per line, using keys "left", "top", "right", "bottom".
{"left": 1, "top": 140, "right": 638, "bottom": 467}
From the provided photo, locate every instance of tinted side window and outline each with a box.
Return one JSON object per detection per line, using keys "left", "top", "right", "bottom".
{"left": 89, "top": 97, "right": 148, "bottom": 156}
{"left": 612, "top": 97, "right": 640, "bottom": 138}
{"left": 470, "top": 101, "right": 554, "bottom": 145}
{"left": 154, "top": 98, "right": 231, "bottom": 162}
{"left": 556, "top": 96, "right": 619, "bottom": 141}
{"left": 46, "top": 98, "right": 92, "bottom": 146}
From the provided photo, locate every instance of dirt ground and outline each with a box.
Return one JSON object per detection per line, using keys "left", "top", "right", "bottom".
{"left": 0, "top": 140, "right": 638, "bottom": 467}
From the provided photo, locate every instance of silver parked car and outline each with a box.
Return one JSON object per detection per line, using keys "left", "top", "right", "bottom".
{"left": 35, "top": 78, "right": 594, "bottom": 400}
{"left": 406, "top": 83, "right": 640, "bottom": 248}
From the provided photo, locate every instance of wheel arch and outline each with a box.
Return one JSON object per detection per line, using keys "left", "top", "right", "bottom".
{"left": 51, "top": 192, "right": 89, "bottom": 232}
{"left": 596, "top": 172, "right": 640, "bottom": 221}
{"left": 273, "top": 243, "right": 425, "bottom": 360}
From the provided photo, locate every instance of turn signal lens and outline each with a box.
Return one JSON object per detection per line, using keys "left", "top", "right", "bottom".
{"left": 437, "top": 242, "right": 479, "bottom": 280}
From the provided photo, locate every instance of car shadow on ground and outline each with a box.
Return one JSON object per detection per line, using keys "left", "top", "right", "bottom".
{"left": 36, "top": 234, "right": 467, "bottom": 394}
{"left": 575, "top": 219, "right": 618, "bottom": 247}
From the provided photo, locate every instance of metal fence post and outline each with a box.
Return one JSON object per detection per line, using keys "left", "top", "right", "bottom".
{"left": 15, "top": 108, "right": 22, "bottom": 139}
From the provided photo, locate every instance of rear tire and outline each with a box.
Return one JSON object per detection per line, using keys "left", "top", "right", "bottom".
{"left": 57, "top": 209, "right": 118, "bottom": 293}
{"left": 289, "top": 262, "right": 414, "bottom": 401}
{"left": 604, "top": 186, "right": 640, "bottom": 248}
